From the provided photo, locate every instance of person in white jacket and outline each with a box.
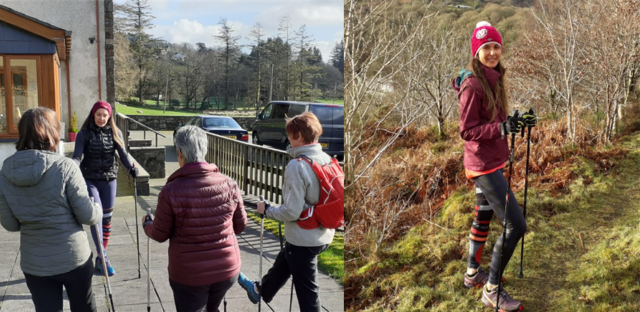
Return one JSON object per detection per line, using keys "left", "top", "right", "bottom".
{"left": 0, "top": 107, "right": 102, "bottom": 312}
{"left": 237, "top": 112, "right": 335, "bottom": 312}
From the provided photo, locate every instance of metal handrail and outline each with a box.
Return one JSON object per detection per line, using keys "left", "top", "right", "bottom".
{"left": 117, "top": 113, "right": 166, "bottom": 137}
{"left": 116, "top": 112, "right": 166, "bottom": 148}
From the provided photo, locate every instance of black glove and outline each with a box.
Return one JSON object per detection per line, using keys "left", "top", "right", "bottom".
{"left": 521, "top": 109, "right": 537, "bottom": 128}
{"left": 129, "top": 166, "right": 139, "bottom": 178}
{"left": 143, "top": 213, "right": 153, "bottom": 227}
{"left": 263, "top": 200, "right": 271, "bottom": 215}
{"left": 501, "top": 114, "right": 524, "bottom": 137}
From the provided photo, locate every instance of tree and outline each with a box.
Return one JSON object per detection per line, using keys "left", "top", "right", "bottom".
{"left": 215, "top": 18, "right": 241, "bottom": 109}
{"left": 114, "top": 31, "right": 136, "bottom": 101}
{"left": 120, "top": 0, "right": 159, "bottom": 105}
{"left": 177, "top": 44, "right": 207, "bottom": 109}
{"left": 290, "top": 25, "right": 322, "bottom": 100}
{"left": 345, "top": 0, "right": 434, "bottom": 245}
{"left": 404, "top": 24, "right": 467, "bottom": 139}
{"left": 278, "top": 15, "right": 294, "bottom": 100}
{"left": 247, "top": 23, "right": 266, "bottom": 110}
{"left": 330, "top": 39, "right": 344, "bottom": 75}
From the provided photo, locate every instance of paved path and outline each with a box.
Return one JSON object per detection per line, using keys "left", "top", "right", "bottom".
{"left": 0, "top": 131, "right": 343, "bottom": 311}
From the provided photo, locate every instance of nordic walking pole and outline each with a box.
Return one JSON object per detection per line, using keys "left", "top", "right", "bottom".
{"left": 258, "top": 195, "right": 266, "bottom": 312}
{"left": 134, "top": 164, "right": 141, "bottom": 279}
{"left": 519, "top": 109, "right": 534, "bottom": 278}
{"left": 146, "top": 208, "right": 151, "bottom": 312}
{"left": 496, "top": 110, "right": 519, "bottom": 312}
{"left": 93, "top": 198, "right": 116, "bottom": 312}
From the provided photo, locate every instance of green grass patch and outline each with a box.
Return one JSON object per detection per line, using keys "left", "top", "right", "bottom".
{"left": 350, "top": 132, "right": 640, "bottom": 311}
{"left": 247, "top": 211, "right": 344, "bottom": 284}
{"left": 316, "top": 98, "right": 344, "bottom": 105}
{"left": 116, "top": 103, "right": 200, "bottom": 116}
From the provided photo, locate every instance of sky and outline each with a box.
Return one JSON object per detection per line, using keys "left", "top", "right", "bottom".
{"left": 113, "top": 0, "right": 344, "bottom": 63}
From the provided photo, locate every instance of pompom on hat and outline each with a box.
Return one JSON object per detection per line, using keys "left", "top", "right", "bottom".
{"left": 91, "top": 101, "right": 112, "bottom": 118}
{"left": 471, "top": 21, "right": 502, "bottom": 58}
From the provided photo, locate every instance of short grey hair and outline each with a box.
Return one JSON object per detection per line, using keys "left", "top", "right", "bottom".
{"left": 175, "top": 126, "right": 208, "bottom": 164}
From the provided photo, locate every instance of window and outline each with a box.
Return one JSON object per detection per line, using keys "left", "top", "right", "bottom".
{"left": 203, "top": 118, "right": 241, "bottom": 129}
{"left": 193, "top": 117, "right": 202, "bottom": 127}
{"left": 287, "top": 104, "right": 306, "bottom": 117}
{"left": 261, "top": 104, "right": 273, "bottom": 120}
{"left": 271, "top": 103, "right": 290, "bottom": 120}
{"left": 333, "top": 107, "right": 344, "bottom": 125}
{"left": 0, "top": 55, "right": 42, "bottom": 137}
{"left": 310, "top": 106, "right": 334, "bottom": 123}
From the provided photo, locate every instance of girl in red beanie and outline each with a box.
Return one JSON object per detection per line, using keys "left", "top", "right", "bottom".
{"left": 451, "top": 21, "right": 535, "bottom": 311}
{"left": 72, "top": 101, "right": 138, "bottom": 276}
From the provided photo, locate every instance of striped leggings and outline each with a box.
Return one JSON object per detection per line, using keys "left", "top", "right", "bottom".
{"left": 86, "top": 179, "right": 117, "bottom": 250}
{"left": 468, "top": 170, "right": 526, "bottom": 285}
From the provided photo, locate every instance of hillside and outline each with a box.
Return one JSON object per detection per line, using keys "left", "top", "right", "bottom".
{"left": 345, "top": 123, "right": 640, "bottom": 310}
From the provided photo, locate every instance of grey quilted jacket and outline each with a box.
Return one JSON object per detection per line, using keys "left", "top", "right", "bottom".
{"left": 0, "top": 150, "right": 102, "bottom": 276}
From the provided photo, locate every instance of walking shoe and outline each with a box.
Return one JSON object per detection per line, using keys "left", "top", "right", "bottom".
{"left": 482, "top": 285, "right": 524, "bottom": 311}
{"left": 238, "top": 272, "right": 260, "bottom": 304}
{"left": 464, "top": 267, "right": 489, "bottom": 288}
{"left": 94, "top": 254, "right": 116, "bottom": 277}
{"left": 464, "top": 267, "right": 505, "bottom": 288}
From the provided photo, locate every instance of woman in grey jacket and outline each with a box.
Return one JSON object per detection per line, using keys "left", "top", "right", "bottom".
{"left": 0, "top": 107, "right": 102, "bottom": 312}
{"left": 238, "top": 112, "right": 335, "bottom": 312}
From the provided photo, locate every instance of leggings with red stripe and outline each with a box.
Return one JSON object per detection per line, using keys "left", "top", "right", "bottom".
{"left": 468, "top": 169, "right": 526, "bottom": 285}
{"left": 86, "top": 179, "right": 117, "bottom": 250}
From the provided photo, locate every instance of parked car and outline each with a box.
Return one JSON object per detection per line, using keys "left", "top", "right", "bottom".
{"left": 252, "top": 101, "right": 344, "bottom": 159}
{"left": 173, "top": 115, "right": 249, "bottom": 145}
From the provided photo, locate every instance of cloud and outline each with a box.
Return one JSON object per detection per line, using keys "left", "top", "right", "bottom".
{"left": 121, "top": 0, "right": 342, "bottom": 62}
{"left": 149, "top": 19, "right": 233, "bottom": 47}
{"left": 293, "top": 6, "right": 343, "bottom": 26}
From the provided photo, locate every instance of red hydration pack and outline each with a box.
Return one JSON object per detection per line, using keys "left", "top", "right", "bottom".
{"left": 296, "top": 155, "right": 345, "bottom": 230}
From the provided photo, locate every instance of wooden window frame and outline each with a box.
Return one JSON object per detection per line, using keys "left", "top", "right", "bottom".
{"left": 0, "top": 55, "right": 43, "bottom": 138}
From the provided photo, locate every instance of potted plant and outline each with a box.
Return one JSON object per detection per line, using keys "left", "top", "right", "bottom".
{"left": 68, "top": 112, "right": 79, "bottom": 142}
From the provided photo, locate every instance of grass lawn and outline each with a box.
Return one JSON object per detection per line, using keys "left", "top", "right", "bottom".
{"left": 316, "top": 98, "right": 344, "bottom": 105}
{"left": 116, "top": 103, "right": 200, "bottom": 116}
{"left": 247, "top": 211, "right": 344, "bottom": 285}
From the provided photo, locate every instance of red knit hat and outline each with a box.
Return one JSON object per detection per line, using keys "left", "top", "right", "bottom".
{"left": 91, "top": 101, "right": 112, "bottom": 118}
{"left": 471, "top": 21, "right": 502, "bottom": 58}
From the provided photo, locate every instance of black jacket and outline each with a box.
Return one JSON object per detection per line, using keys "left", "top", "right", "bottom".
{"left": 73, "top": 124, "right": 124, "bottom": 180}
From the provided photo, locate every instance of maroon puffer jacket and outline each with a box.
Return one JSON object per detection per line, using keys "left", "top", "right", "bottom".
{"left": 144, "top": 162, "right": 247, "bottom": 286}
{"left": 452, "top": 65, "right": 509, "bottom": 172}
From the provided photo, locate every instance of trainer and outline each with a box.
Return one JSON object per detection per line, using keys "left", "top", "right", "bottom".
{"left": 142, "top": 125, "right": 247, "bottom": 312}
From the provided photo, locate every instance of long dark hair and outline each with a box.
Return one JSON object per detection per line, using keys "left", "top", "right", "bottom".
{"left": 467, "top": 58, "right": 508, "bottom": 122}
{"left": 16, "top": 107, "right": 60, "bottom": 152}
{"left": 80, "top": 109, "right": 125, "bottom": 148}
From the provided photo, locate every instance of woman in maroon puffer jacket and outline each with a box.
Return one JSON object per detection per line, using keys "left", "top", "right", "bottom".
{"left": 451, "top": 21, "right": 534, "bottom": 312}
{"left": 143, "top": 125, "right": 247, "bottom": 312}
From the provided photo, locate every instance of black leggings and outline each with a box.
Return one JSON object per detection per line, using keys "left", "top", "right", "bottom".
{"left": 24, "top": 257, "right": 97, "bottom": 312}
{"left": 261, "top": 243, "right": 329, "bottom": 312}
{"left": 86, "top": 179, "right": 117, "bottom": 251}
{"left": 469, "top": 170, "right": 527, "bottom": 285}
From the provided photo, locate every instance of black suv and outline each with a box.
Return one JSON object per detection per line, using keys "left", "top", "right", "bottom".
{"left": 252, "top": 101, "right": 344, "bottom": 159}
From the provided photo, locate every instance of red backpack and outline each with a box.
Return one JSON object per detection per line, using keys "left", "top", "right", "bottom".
{"left": 296, "top": 155, "right": 345, "bottom": 230}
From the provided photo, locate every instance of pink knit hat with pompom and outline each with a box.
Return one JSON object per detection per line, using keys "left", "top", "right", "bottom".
{"left": 471, "top": 21, "right": 502, "bottom": 58}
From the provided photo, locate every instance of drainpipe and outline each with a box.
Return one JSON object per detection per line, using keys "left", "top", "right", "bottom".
{"left": 96, "top": 0, "right": 102, "bottom": 100}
